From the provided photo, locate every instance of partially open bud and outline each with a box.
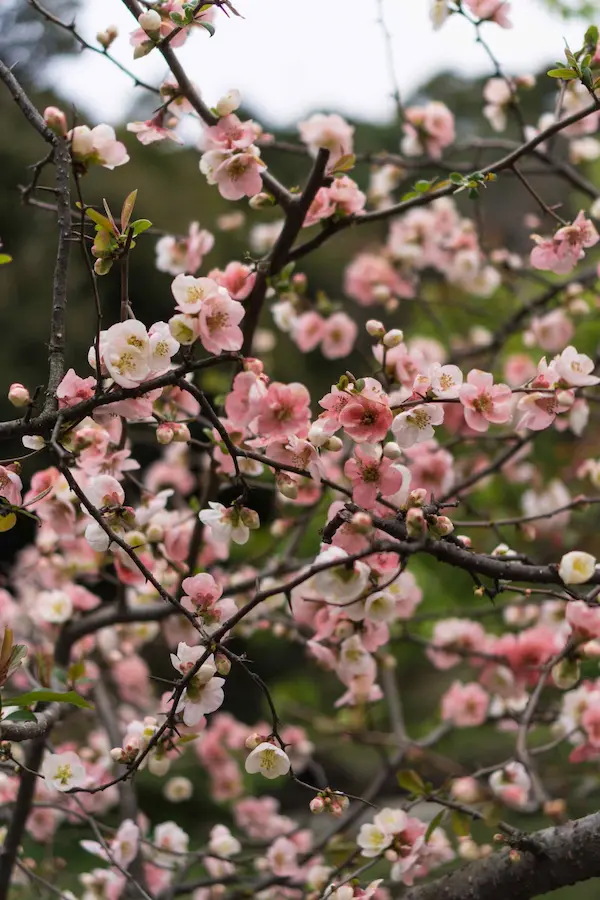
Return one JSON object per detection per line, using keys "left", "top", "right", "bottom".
{"left": 245, "top": 732, "right": 263, "bottom": 751}
{"left": 156, "top": 423, "right": 174, "bottom": 445}
{"left": 138, "top": 9, "right": 162, "bottom": 37}
{"left": 146, "top": 522, "right": 164, "bottom": 543}
{"left": 428, "top": 514, "right": 454, "bottom": 537}
{"left": 249, "top": 192, "right": 275, "bottom": 209}
{"left": 366, "top": 319, "right": 385, "bottom": 338}
{"left": 350, "top": 511, "right": 372, "bottom": 534}
{"left": 171, "top": 423, "right": 191, "bottom": 443}
{"left": 383, "top": 441, "right": 403, "bottom": 460}
{"left": 22, "top": 435, "right": 45, "bottom": 451}
{"left": 322, "top": 436, "right": 343, "bottom": 452}
{"left": 8, "top": 383, "right": 30, "bottom": 408}
{"left": 406, "top": 507, "right": 426, "bottom": 538}
{"left": 215, "top": 653, "right": 232, "bottom": 676}
{"left": 383, "top": 328, "right": 404, "bottom": 348}
{"left": 310, "top": 796, "right": 325, "bottom": 814}
{"left": 406, "top": 488, "right": 427, "bottom": 508}
{"left": 44, "top": 107, "right": 67, "bottom": 137}
{"left": 215, "top": 89, "right": 241, "bottom": 117}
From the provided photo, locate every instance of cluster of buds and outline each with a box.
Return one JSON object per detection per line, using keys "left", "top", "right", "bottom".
{"left": 309, "top": 788, "right": 350, "bottom": 818}
{"left": 96, "top": 24, "right": 118, "bottom": 49}
{"left": 110, "top": 716, "right": 159, "bottom": 766}
{"left": 156, "top": 422, "right": 192, "bottom": 445}
{"left": 402, "top": 491, "right": 454, "bottom": 539}
{"left": 366, "top": 319, "right": 404, "bottom": 347}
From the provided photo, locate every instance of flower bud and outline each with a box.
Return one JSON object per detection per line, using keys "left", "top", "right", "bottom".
{"left": 146, "top": 522, "right": 164, "bottom": 543}
{"left": 156, "top": 423, "right": 174, "bottom": 445}
{"left": 384, "top": 848, "right": 399, "bottom": 862}
{"left": 372, "top": 283, "right": 391, "bottom": 303}
{"left": 406, "top": 488, "right": 427, "bottom": 508}
{"left": 245, "top": 732, "right": 263, "bottom": 750}
{"left": 138, "top": 9, "right": 162, "bottom": 35}
{"left": 270, "top": 518, "right": 290, "bottom": 538}
{"left": 148, "top": 753, "right": 170, "bottom": 776}
{"left": 383, "top": 328, "right": 404, "bottom": 348}
{"left": 22, "top": 435, "right": 45, "bottom": 451}
{"left": 428, "top": 514, "right": 454, "bottom": 537}
{"left": 215, "top": 653, "right": 231, "bottom": 676}
{"left": 310, "top": 796, "right": 325, "bottom": 814}
{"left": 383, "top": 441, "right": 403, "bottom": 460}
{"left": 164, "top": 776, "right": 193, "bottom": 802}
{"left": 133, "top": 40, "right": 154, "bottom": 59}
{"left": 552, "top": 657, "right": 580, "bottom": 690}
{"left": 171, "top": 423, "right": 191, "bottom": 443}
{"left": 406, "top": 507, "right": 426, "bottom": 538}
{"left": 169, "top": 314, "right": 197, "bottom": 345}
{"left": 322, "top": 436, "right": 343, "bottom": 452}
{"left": 350, "top": 511, "right": 372, "bottom": 533}
{"left": 240, "top": 507, "right": 260, "bottom": 530}
{"left": 44, "top": 107, "right": 67, "bottom": 137}
{"left": 8, "top": 383, "right": 30, "bottom": 408}
{"left": 366, "top": 319, "right": 385, "bottom": 338}
{"left": 215, "top": 89, "right": 241, "bottom": 117}
{"left": 248, "top": 192, "right": 275, "bottom": 209}
{"left": 97, "top": 25, "right": 118, "bottom": 49}
{"left": 243, "top": 357, "right": 264, "bottom": 374}
{"left": 276, "top": 476, "right": 298, "bottom": 499}
{"left": 543, "top": 798, "right": 566, "bottom": 818}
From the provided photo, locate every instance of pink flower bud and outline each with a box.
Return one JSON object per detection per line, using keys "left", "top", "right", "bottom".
{"left": 310, "top": 796, "right": 325, "bottom": 814}
{"left": 8, "top": 383, "right": 30, "bottom": 408}
{"left": 138, "top": 9, "right": 162, "bottom": 34}
{"left": 97, "top": 25, "right": 118, "bottom": 49}
{"left": 292, "top": 273, "right": 307, "bottom": 288}
{"left": 383, "top": 328, "right": 404, "bottom": 348}
{"left": 44, "top": 107, "right": 67, "bottom": 137}
{"left": 406, "top": 507, "right": 426, "bottom": 537}
{"left": 456, "top": 534, "right": 472, "bottom": 548}
{"left": 243, "top": 357, "right": 264, "bottom": 374}
{"left": 248, "top": 192, "right": 275, "bottom": 210}
{"left": 171, "top": 423, "right": 191, "bottom": 443}
{"left": 351, "top": 511, "right": 372, "bottom": 533}
{"left": 245, "top": 732, "right": 263, "bottom": 750}
{"left": 215, "top": 89, "right": 241, "bottom": 117}
{"left": 366, "top": 319, "right": 385, "bottom": 338}
{"left": 407, "top": 488, "right": 427, "bottom": 508}
{"left": 372, "top": 284, "right": 391, "bottom": 303}
{"left": 156, "top": 423, "right": 174, "bottom": 445}
{"left": 428, "top": 514, "right": 454, "bottom": 537}
{"left": 215, "top": 653, "right": 232, "bottom": 676}
{"left": 384, "top": 848, "right": 399, "bottom": 862}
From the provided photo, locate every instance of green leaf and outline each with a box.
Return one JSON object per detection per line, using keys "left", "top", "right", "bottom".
{"left": 585, "top": 25, "right": 599, "bottom": 47}
{"left": 582, "top": 66, "right": 594, "bottom": 89}
{"left": 198, "top": 20, "right": 216, "bottom": 36}
{"left": 7, "top": 690, "right": 93, "bottom": 709}
{"left": 331, "top": 153, "right": 356, "bottom": 174}
{"left": 0, "top": 254, "right": 12, "bottom": 265}
{"left": 121, "top": 190, "right": 138, "bottom": 232}
{"left": 169, "top": 12, "right": 186, "bottom": 24}
{"left": 547, "top": 67, "right": 578, "bottom": 78}
{"left": 449, "top": 172, "right": 464, "bottom": 185}
{"left": 401, "top": 191, "right": 418, "bottom": 201}
{"left": 397, "top": 769, "right": 426, "bottom": 796}
{"left": 86, "top": 208, "right": 114, "bottom": 232}
{"left": 451, "top": 810, "right": 471, "bottom": 837}
{"left": 131, "top": 219, "right": 152, "bottom": 236}
{"left": 3, "top": 709, "right": 37, "bottom": 722}
{"left": 414, "top": 180, "right": 432, "bottom": 193}
{"left": 425, "top": 809, "right": 446, "bottom": 842}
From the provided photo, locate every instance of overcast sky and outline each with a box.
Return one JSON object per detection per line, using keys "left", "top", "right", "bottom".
{"left": 49, "top": 0, "right": 587, "bottom": 126}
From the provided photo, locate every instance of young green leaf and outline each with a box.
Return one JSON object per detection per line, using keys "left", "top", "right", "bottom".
{"left": 397, "top": 769, "right": 426, "bottom": 796}
{"left": 121, "top": 190, "right": 138, "bottom": 232}
{"left": 425, "top": 809, "right": 446, "bottom": 842}
{"left": 131, "top": 219, "right": 153, "bottom": 236}
{"left": 0, "top": 254, "right": 12, "bottom": 265}
{"left": 7, "top": 689, "right": 93, "bottom": 709}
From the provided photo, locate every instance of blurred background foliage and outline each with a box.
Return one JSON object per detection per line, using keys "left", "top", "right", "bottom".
{"left": 2, "top": 2, "right": 600, "bottom": 897}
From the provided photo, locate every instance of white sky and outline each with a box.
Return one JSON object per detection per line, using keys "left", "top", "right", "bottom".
{"left": 48, "top": 0, "right": 587, "bottom": 126}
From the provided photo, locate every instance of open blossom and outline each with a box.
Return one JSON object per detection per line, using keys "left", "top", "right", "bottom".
{"left": 208, "top": 261, "right": 256, "bottom": 301}
{"left": 530, "top": 211, "right": 599, "bottom": 274}
{"left": 402, "top": 102, "right": 455, "bottom": 159}
{"left": 170, "top": 647, "right": 225, "bottom": 725}
{"left": 465, "top": 0, "right": 512, "bottom": 26}
{"left": 127, "top": 115, "right": 183, "bottom": 145}
{"left": 156, "top": 222, "right": 214, "bottom": 276}
{"left": 358, "top": 808, "right": 427, "bottom": 885}
{"left": 37, "top": 589, "right": 73, "bottom": 624}
{"left": 99, "top": 320, "right": 178, "bottom": 388}
{"left": 344, "top": 444, "right": 404, "bottom": 508}
{"left": 339, "top": 389, "right": 393, "bottom": 443}
{"left": 459, "top": 369, "right": 512, "bottom": 432}
{"left": 81, "top": 819, "right": 139, "bottom": 868}
{"left": 559, "top": 551, "right": 597, "bottom": 585}
{"left": 245, "top": 742, "right": 291, "bottom": 779}
{"left": 392, "top": 403, "right": 444, "bottom": 448}
{"left": 489, "top": 762, "right": 531, "bottom": 808}
{"left": 42, "top": 751, "right": 87, "bottom": 792}
{"left": 198, "top": 291, "right": 244, "bottom": 354}
{"left": 69, "top": 124, "right": 129, "bottom": 170}
{"left": 200, "top": 147, "right": 264, "bottom": 200}
{"left": 298, "top": 113, "right": 354, "bottom": 167}
{"left": 441, "top": 681, "right": 489, "bottom": 727}
{"left": 553, "top": 346, "right": 599, "bottom": 388}
{"left": 255, "top": 382, "right": 311, "bottom": 440}
{"left": 344, "top": 252, "right": 414, "bottom": 305}
{"left": 199, "top": 502, "right": 259, "bottom": 545}
{"left": 313, "top": 546, "right": 370, "bottom": 611}
{"left": 322, "top": 313, "right": 358, "bottom": 359}
{"left": 0, "top": 466, "right": 22, "bottom": 506}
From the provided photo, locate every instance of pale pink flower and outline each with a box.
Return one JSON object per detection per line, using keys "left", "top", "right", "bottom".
{"left": 426, "top": 618, "right": 487, "bottom": 669}
{"left": 566, "top": 600, "right": 600, "bottom": 640}
{"left": 327, "top": 175, "right": 366, "bottom": 215}
{"left": 225, "top": 370, "right": 268, "bottom": 427}
{"left": 69, "top": 124, "right": 129, "bottom": 170}
{"left": 524, "top": 309, "right": 574, "bottom": 353}
{"left": 339, "top": 394, "right": 393, "bottom": 444}
{"left": 465, "top": 0, "right": 512, "bottom": 27}
{"left": 156, "top": 222, "right": 214, "bottom": 276}
{"left": 56, "top": 369, "right": 96, "bottom": 408}
{"left": 303, "top": 187, "right": 336, "bottom": 227}
{"left": 530, "top": 211, "right": 599, "bottom": 274}
{"left": 208, "top": 261, "right": 256, "bottom": 300}
{"left": 321, "top": 312, "right": 358, "bottom": 359}
{"left": 127, "top": 116, "right": 183, "bottom": 145}
{"left": 392, "top": 403, "right": 444, "bottom": 448}
{"left": 402, "top": 102, "right": 455, "bottom": 159}
{"left": 292, "top": 311, "right": 326, "bottom": 352}
{"left": 553, "top": 346, "right": 600, "bottom": 387}
{"left": 344, "top": 444, "right": 404, "bottom": 508}
{"left": 255, "top": 382, "right": 311, "bottom": 440}
{"left": 202, "top": 114, "right": 257, "bottom": 152}
{"left": 298, "top": 113, "right": 354, "bottom": 167}
{"left": 489, "top": 762, "right": 531, "bottom": 809}
{"left": 344, "top": 253, "right": 414, "bottom": 305}
{"left": 441, "top": 680, "right": 489, "bottom": 727}
{"left": 200, "top": 148, "right": 264, "bottom": 200}
{"left": 198, "top": 292, "right": 245, "bottom": 354}
{"left": 0, "top": 466, "right": 22, "bottom": 506}
{"left": 459, "top": 369, "right": 513, "bottom": 431}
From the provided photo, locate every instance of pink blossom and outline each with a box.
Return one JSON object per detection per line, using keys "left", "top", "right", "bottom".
{"left": 69, "top": 124, "right": 129, "bottom": 170}
{"left": 344, "top": 444, "right": 404, "bottom": 508}
{"left": 56, "top": 369, "right": 96, "bottom": 408}
{"left": 524, "top": 310, "right": 574, "bottom": 353}
{"left": 208, "top": 261, "right": 256, "bottom": 300}
{"left": 255, "top": 382, "right": 311, "bottom": 441}
{"left": 464, "top": 0, "right": 512, "bottom": 27}
{"left": 156, "top": 222, "right": 214, "bottom": 276}
{"left": 426, "top": 618, "right": 487, "bottom": 669}
{"left": 322, "top": 312, "right": 358, "bottom": 359}
{"left": 328, "top": 175, "right": 366, "bottom": 215}
{"left": 553, "top": 346, "right": 600, "bottom": 387}
{"left": 127, "top": 116, "right": 183, "bottom": 145}
{"left": 344, "top": 253, "right": 414, "bottom": 305}
{"left": 225, "top": 370, "right": 268, "bottom": 427}
{"left": 441, "top": 680, "right": 489, "bottom": 727}
{"left": 0, "top": 466, "right": 22, "bottom": 507}
{"left": 200, "top": 148, "right": 264, "bottom": 200}
{"left": 530, "top": 211, "right": 599, "bottom": 274}
{"left": 392, "top": 402, "right": 445, "bottom": 448}
{"left": 298, "top": 113, "right": 354, "bottom": 168}
{"left": 566, "top": 600, "right": 600, "bottom": 640}
{"left": 203, "top": 114, "right": 257, "bottom": 152}
{"left": 459, "top": 369, "right": 513, "bottom": 432}
{"left": 198, "top": 292, "right": 245, "bottom": 354}
{"left": 303, "top": 188, "right": 336, "bottom": 227}
{"left": 340, "top": 395, "right": 393, "bottom": 443}
{"left": 402, "top": 102, "right": 455, "bottom": 159}
{"left": 292, "top": 311, "right": 326, "bottom": 352}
